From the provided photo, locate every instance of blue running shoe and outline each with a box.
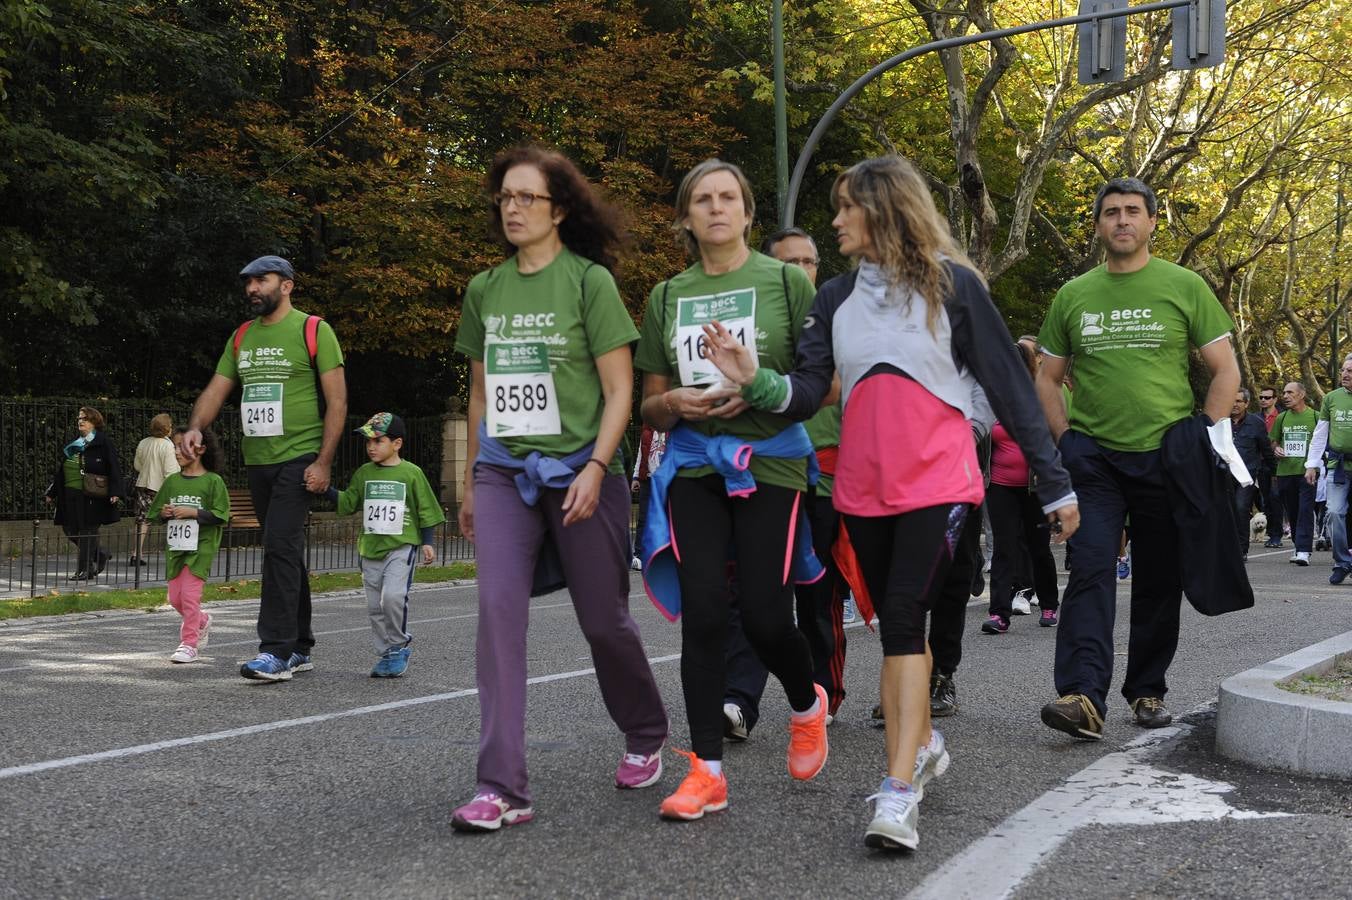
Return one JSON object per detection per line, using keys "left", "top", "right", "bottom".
{"left": 286, "top": 652, "right": 313, "bottom": 673}
{"left": 240, "top": 652, "right": 292, "bottom": 682}
{"left": 386, "top": 647, "right": 410, "bottom": 677}
{"left": 1116, "top": 555, "right": 1131, "bottom": 580}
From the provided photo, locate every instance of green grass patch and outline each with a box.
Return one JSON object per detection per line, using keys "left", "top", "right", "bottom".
{"left": 1279, "top": 659, "right": 1352, "bottom": 703}
{"left": 0, "top": 562, "right": 476, "bottom": 621}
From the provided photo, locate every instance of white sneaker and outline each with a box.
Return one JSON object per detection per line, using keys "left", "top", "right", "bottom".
{"left": 631, "top": 556, "right": 642, "bottom": 571}
{"left": 722, "top": 702, "right": 749, "bottom": 742}
{"left": 1011, "top": 591, "right": 1032, "bottom": 615}
{"left": 198, "top": 613, "right": 213, "bottom": 651}
{"left": 1294, "top": 552, "right": 1311, "bottom": 566}
{"left": 865, "top": 780, "right": 919, "bottom": 850}
{"left": 170, "top": 644, "right": 199, "bottom": 664}
{"left": 911, "top": 729, "right": 951, "bottom": 800}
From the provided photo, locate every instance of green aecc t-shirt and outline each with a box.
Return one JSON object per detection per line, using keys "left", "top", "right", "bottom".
{"left": 214, "top": 309, "right": 344, "bottom": 467}
{"left": 148, "top": 471, "right": 230, "bottom": 580}
{"left": 1270, "top": 407, "right": 1317, "bottom": 477}
{"left": 804, "top": 404, "right": 841, "bottom": 497}
{"left": 1318, "top": 388, "right": 1352, "bottom": 460}
{"left": 335, "top": 459, "right": 445, "bottom": 559}
{"left": 634, "top": 252, "right": 816, "bottom": 493}
{"left": 455, "top": 248, "right": 637, "bottom": 473}
{"left": 1038, "top": 257, "right": 1232, "bottom": 452}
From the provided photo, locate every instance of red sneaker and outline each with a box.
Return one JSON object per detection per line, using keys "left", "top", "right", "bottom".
{"left": 787, "top": 683, "right": 829, "bottom": 780}
{"left": 659, "top": 750, "right": 728, "bottom": 820}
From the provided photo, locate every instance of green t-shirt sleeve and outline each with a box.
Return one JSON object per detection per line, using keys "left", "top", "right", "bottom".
{"left": 1185, "top": 278, "right": 1233, "bottom": 348}
{"left": 147, "top": 479, "right": 171, "bottom": 521}
{"left": 208, "top": 475, "right": 230, "bottom": 522}
{"left": 335, "top": 468, "right": 364, "bottom": 517}
{"left": 634, "top": 282, "right": 672, "bottom": 375}
{"left": 411, "top": 466, "right": 445, "bottom": 529}
{"left": 1037, "top": 290, "right": 1071, "bottom": 358}
{"left": 785, "top": 263, "right": 815, "bottom": 333}
{"left": 1320, "top": 394, "right": 1333, "bottom": 423}
{"left": 581, "top": 266, "right": 640, "bottom": 358}
{"left": 314, "top": 320, "right": 344, "bottom": 374}
{"left": 454, "top": 272, "right": 489, "bottom": 361}
{"left": 214, "top": 332, "right": 239, "bottom": 381}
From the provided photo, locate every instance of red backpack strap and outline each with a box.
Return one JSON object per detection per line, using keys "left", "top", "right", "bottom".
{"left": 232, "top": 320, "right": 254, "bottom": 357}
{"left": 304, "top": 315, "right": 322, "bottom": 363}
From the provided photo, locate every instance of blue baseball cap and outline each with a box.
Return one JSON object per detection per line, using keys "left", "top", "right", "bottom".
{"left": 239, "top": 255, "right": 296, "bottom": 280}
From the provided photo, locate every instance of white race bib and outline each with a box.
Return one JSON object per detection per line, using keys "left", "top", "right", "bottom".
{"left": 166, "top": 519, "right": 199, "bottom": 552}
{"left": 674, "top": 288, "right": 756, "bottom": 387}
{"left": 1285, "top": 438, "right": 1308, "bottom": 458}
{"left": 363, "top": 481, "right": 407, "bottom": 536}
{"left": 241, "top": 382, "right": 284, "bottom": 437}
{"left": 484, "top": 341, "right": 561, "bottom": 437}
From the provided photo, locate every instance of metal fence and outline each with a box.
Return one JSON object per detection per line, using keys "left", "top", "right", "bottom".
{"left": 0, "top": 397, "right": 446, "bottom": 520}
{"left": 1, "top": 518, "right": 474, "bottom": 597}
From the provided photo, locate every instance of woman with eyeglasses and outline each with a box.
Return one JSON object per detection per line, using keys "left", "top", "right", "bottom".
{"left": 635, "top": 158, "right": 829, "bottom": 823}
{"left": 45, "top": 406, "right": 124, "bottom": 580}
{"left": 700, "top": 155, "right": 1078, "bottom": 850}
{"left": 451, "top": 145, "right": 668, "bottom": 833}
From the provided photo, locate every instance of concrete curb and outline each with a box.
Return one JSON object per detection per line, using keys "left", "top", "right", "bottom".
{"left": 1216, "top": 629, "right": 1352, "bottom": 778}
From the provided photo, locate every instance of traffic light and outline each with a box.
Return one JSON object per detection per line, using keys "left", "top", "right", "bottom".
{"left": 1172, "top": 0, "right": 1226, "bottom": 69}
{"left": 1078, "top": 0, "right": 1128, "bottom": 84}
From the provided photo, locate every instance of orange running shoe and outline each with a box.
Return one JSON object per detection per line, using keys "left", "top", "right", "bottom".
{"left": 659, "top": 749, "right": 728, "bottom": 821}
{"left": 787, "top": 683, "right": 829, "bottom": 780}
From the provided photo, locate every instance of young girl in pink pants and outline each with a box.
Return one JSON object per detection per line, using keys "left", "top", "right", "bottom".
{"left": 149, "top": 429, "right": 230, "bottom": 663}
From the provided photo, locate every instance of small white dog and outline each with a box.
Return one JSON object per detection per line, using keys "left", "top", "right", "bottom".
{"left": 1249, "top": 512, "right": 1268, "bottom": 541}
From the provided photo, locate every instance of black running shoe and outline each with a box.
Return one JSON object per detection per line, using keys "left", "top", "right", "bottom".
{"left": 929, "top": 673, "right": 956, "bottom": 718}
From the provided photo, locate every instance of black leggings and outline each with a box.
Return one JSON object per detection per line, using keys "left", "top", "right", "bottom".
{"left": 669, "top": 475, "right": 818, "bottom": 761}
{"left": 987, "top": 483, "right": 1060, "bottom": 618}
{"left": 844, "top": 503, "right": 969, "bottom": 656}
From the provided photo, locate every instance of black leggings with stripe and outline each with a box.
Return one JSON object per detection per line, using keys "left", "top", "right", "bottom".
{"left": 669, "top": 474, "right": 818, "bottom": 761}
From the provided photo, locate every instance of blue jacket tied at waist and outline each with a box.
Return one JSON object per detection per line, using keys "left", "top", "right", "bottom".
{"left": 640, "top": 423, "right": 824, "bottom": 621}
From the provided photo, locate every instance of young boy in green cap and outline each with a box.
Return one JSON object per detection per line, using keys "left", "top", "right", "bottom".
{"left": 328, "top": 412, "right": 445, "bottom": 677}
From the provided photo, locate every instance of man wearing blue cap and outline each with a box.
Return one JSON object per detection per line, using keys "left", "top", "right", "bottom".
{"left": 183, "top": 255, "right": 347, "bottom": 681}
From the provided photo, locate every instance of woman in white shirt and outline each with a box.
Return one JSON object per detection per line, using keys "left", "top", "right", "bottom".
{"left": 131, "top": 413, "right": 180, "bottom": 565}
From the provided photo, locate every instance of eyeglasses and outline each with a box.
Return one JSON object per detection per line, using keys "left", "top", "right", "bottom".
{"left": 77, "top": 416, "right": 89, "bottom": 422}
{"left": 492, "top": 190, "right": 552, "bottom": 209}
{"left": 781, "top": 257, "right": 819, "bottom": 268}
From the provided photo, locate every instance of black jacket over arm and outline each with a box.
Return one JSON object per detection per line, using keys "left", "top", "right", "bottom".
{"left": 47, "top": 431, "right": 124, "bottom": 527}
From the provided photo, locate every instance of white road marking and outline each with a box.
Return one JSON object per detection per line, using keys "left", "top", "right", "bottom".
{"left": 0, "top": 653, "right": 683, "bottom": 780}
{"left": 906, "top": 705, "right": 1291, "bottom": 900}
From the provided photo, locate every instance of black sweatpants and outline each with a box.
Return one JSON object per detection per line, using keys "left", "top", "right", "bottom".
{"left": 247, "top": 454, "right": 316, "bottom": 659}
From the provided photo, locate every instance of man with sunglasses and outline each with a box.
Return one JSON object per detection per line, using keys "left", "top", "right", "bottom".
{"left": 1258, "top": 387, "right": 1283, "bottom": 546}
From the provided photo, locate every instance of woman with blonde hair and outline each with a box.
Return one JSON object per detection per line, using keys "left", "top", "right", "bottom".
{"left": 702, "top": 155, "right": 1078, "bottom": 850}
{"left": 635, "top": 158, "right": 829, "bottom": 822}
{"left": 131, "top": 413, "right": 180, "bottom": 565}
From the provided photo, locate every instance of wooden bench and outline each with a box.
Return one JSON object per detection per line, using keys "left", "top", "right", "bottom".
{"left": 227, "top": 489, "right": 260, "bottom": 529}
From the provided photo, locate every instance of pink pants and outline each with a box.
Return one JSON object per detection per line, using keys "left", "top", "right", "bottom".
{"left": 167, "top": 569, "right": 206, "bottom": 646}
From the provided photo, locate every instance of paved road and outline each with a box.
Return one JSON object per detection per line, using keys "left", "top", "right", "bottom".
{"left": 2, "top": 545, "right": 1350, "bottom": 898}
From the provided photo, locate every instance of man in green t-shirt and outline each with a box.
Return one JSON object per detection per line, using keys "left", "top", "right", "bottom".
{"left": 1271, "top": 381, "right": 1317, "bottom": 566}
{"left": 183, "top": 255, "right": 348, "bottom": 682}
{"left": 1304, "top": 357, "right": 1352, "bottom": 583}
{"left": 1034, "top": 178, "right": 1240, "bottom": 741}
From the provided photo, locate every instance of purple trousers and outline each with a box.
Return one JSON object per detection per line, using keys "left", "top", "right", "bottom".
{"left": 471, "top": 465, "right": 668, "bottom": 807}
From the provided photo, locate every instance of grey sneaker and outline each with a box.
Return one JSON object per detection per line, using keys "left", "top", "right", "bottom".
{"left": 865, "top": 778, "right": 919, "bottom": 851}
{"left": 911, "top": 729, "right": 950, "bottom": 800}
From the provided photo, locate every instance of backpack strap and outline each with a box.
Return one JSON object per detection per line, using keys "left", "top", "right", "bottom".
{"left": 304, "top": 314, "right": 322, "bottom": 363}
{"left": 232, "top": 320, "right": 255, "bottom": 357}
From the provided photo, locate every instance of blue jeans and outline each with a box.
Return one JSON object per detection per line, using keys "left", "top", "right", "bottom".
{"left": 1277, "top": 474, "right": 1315, "bottom": 553}
{"left": 1054, "top": 431, "right": 1183, "bottom": 716}
{"left": 1326, "top": 474, "right": 1351, "bottom": 571}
